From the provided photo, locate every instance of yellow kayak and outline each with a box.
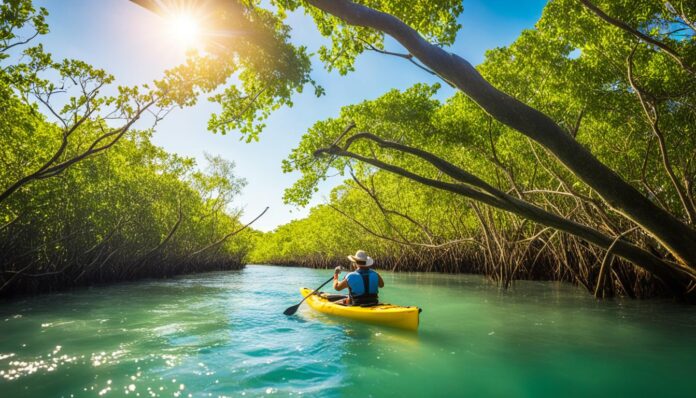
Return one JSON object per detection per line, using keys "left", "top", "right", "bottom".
{"left": 300, "top": 288, "right": 421, "bottom": 331}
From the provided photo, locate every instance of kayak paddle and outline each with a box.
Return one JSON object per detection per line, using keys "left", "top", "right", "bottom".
{"left": 283, "top": 275, "right": 335, "bottom": 316}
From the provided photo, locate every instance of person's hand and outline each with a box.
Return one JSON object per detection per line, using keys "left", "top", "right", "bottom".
{"left": 334, "top": 266, "right": 342, "bottom": 275}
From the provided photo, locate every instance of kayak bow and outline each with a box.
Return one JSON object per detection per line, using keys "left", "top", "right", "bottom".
{"left": 299, "top": 288, "right": 420, "bottom": 331}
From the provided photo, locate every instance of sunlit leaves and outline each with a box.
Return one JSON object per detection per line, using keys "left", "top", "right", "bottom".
{"left": 0, "top": 0, "right": 257, "bottom": 294}
{"left": 0, "top": 0, "right": 47, "bottom": 59}
{"left": 261, "top": 0, "right": 696, "bottom": 276}
{"left": 282, "top": 83, "right": 441, "bottom": 206}
{"left": 272, "top": 0, "right": 463, "bottom": 75}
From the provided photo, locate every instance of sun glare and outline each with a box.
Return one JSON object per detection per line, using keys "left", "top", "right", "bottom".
{"left": 167, "top": 13, "right": 202, "bottom": 49}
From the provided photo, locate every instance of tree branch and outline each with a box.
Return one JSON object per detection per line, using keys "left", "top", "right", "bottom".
{"left": 315, "top": 132, "right": 696, "bottom": 292}
{"left": 189, "top": 206, "right": 268, "bottom": 257}
{"left": 627, "top": 46, "right": 696, "bottom": 223}
{"left": 305, "top": 0, "right": 696, "bottom": 269}
{"left": 579, "top": 0, "right": 695, "bottom": 76}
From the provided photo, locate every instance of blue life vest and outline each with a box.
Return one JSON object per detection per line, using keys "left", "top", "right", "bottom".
{"left": 345, "top": 269, "right": 379, "bottom": 305}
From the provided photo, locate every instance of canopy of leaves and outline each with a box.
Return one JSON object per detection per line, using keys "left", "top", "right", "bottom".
{"left": 257, "top": 0, "right": 696, "bottom": 298}
{"left": 0, "top": 0, "right": 257, "bottom": 296}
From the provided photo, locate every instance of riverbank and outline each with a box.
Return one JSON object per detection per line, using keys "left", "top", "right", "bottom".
{"left": 250, "top": 199, "right": 674, "bottom": 300}
{"left": 1, "top": 265, "right": 694, "bottom": 397}
{"left": 257, "top": 247, "right": 669, "bottom": 300}
{"left": 0, "top": 256, "right": 246, "bottom": 299}
{"left": 1, "top": 244, "right": 669, "bottom": 301}
{"left": 0, "top": 122, "right": 256, "bottom": 299}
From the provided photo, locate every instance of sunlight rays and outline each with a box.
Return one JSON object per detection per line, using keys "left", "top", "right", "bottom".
{"left": 135, "top": 0, "right": 214, "bottom": 51}
{"left": 131, "top": 0, "right": 256, "bottom": 53}
{"left": 167, "top": 12, "right": 202, "bottom": 48}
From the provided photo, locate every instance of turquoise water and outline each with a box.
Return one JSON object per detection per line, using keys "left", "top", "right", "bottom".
{"left": 1, "top": 264, "right": 695, "bottom": 397}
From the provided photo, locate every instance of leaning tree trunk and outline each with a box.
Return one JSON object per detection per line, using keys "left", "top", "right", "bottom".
{"left": 316, "top": 133, "right": 695, "bottom": 295}
{"left": 305, "top": 0, "right": 696, "bottom": 270}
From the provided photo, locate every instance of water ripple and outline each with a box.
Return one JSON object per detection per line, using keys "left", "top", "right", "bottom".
{"left": 2, "top": 265, "right": 695, "bottom": 397}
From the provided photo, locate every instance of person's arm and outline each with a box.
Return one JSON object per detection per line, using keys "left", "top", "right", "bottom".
{"left": 333, "top": 267, "right": 349, "bottom": 291}
{"left": 377, "top": 272, "right": 385, "bottom": 288}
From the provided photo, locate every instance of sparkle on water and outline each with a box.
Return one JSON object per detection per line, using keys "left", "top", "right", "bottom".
{"left": 1, "top": 265, "right": 695, "bottom": 397}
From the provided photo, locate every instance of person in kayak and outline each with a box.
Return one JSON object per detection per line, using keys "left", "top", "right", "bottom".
{"left": 333, "top": 250, "right": 384, "bottom": 306}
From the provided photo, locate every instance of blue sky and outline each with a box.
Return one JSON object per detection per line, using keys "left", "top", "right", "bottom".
{"left": 35, "top": 0, "right": 547, "bottom": 231}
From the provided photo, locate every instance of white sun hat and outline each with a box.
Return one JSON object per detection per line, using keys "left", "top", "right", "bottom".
{"left": 347, "top": 250, "right": 374, "bottom": 267}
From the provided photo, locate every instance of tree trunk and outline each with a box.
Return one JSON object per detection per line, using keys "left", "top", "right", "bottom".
{"left": 305, "top": 0, "right": 696, "bottom": 269}
{"left": 316, "top": 134, "right": 695, "bottom": 296}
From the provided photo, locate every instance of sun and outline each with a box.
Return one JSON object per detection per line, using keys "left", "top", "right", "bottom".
{"left": 167, "top": 13, "right": 202, "bottom": 49}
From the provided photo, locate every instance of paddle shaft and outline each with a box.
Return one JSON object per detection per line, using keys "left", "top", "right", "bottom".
{"left": 298, "top": 275, "right": 335, "bottom": 306}
{"left": 284, "top": 274, "right": 335, "bottom": 315}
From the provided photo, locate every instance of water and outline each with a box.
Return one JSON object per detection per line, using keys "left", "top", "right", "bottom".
{"left": 1, "top": 265, "right": 695, "bottom": 397}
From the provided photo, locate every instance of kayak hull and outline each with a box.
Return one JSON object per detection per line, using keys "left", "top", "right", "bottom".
{"left": 300, "top": 288, "right": 420, "bottom": 331}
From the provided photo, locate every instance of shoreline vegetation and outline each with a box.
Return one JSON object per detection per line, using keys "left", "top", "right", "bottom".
{"left": 0, "top": 124, "right": 260, "bottom": 297}
{"left": 0, "top": 1, "right": 274, "bottom": 298}
{"left": 3, "top": 1, "right": 696, "bottom": 301}
{"left": 249, "top": 203, "right": 669, "bottom": 299}
{"left": 250, "top": 0, "right": 696, "bottom": 301}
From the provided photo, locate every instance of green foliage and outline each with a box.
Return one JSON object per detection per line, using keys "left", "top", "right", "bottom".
{"left": 3, "top": 0, "right": 695, "bottom": 298}
{"left": 282, "top": 83, "right": 442, "bottom": 206}
{"left": 0, "top": 0, "right": 47, "bottom": 59}
{"left": 0, "top": 88, "right": 257, "bottom": 294}
{"left": 255, "top": 0, "right": 696, "bottom": 297}
{"left": 186, "top": 0, "right": 464, "bottom": 139}
{"left": 0, "top": 0, "right": 258, "bottom": 296}
{"left": 272, "top": 0, "right": 463, "bottom": 74}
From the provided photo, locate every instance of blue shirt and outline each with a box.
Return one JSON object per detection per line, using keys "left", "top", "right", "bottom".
{"left": 345, "top": 269, "right": 379, "bottom": 296}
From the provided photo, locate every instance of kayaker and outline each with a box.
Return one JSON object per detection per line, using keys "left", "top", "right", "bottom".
{"left": 333, "top": 250, "right": 384, "bottom": 306}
